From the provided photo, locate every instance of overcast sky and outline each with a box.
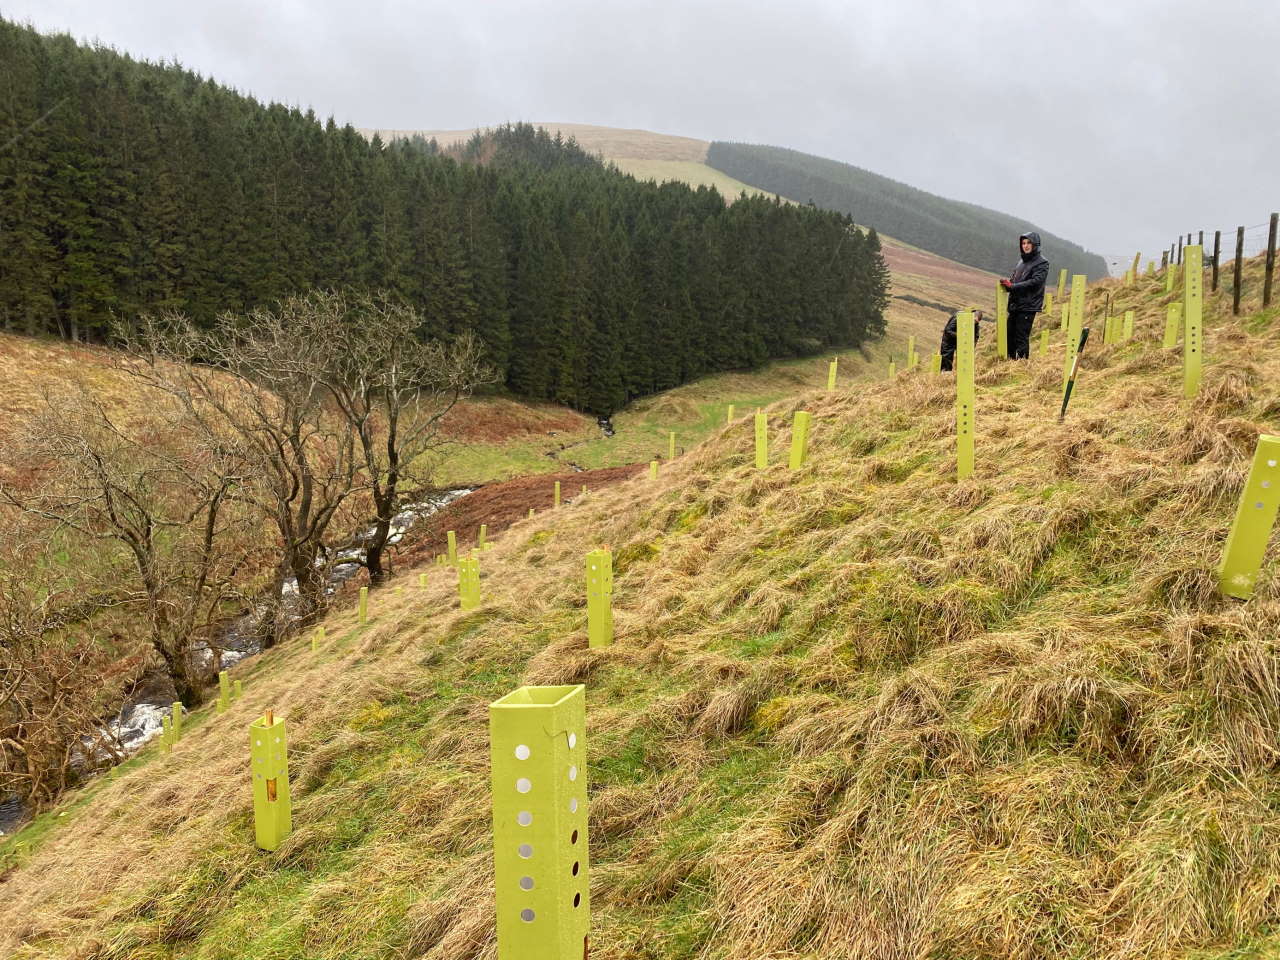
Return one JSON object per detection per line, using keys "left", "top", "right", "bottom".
{"left": 5, "top": 0, "right": 1278, "bottom": 267}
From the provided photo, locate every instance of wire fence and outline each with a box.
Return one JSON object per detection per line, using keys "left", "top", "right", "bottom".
{"left": 1102, "top": 218, "right": 1276, "bottom": 276}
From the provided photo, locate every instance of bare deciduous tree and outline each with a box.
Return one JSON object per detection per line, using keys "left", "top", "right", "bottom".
{"left": 0, "top": 390, "right": 254, "bottom": 703}
{"left": 306, "top": 291, "right": 492, "bottom": 584}
{"left": 118, "top": 294, "right": 365, "bottom": 636}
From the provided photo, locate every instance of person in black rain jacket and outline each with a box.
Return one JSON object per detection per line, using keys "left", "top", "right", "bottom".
{"left": 939, "top": 309, "right": 987, "bottom": 371}
{"left": 999, "top": 231, "right": 1049, "bottom": 360}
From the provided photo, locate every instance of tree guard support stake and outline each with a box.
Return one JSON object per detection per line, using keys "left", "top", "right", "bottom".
{"left": 489, "top": 684, "right": 589, "bottom": 960}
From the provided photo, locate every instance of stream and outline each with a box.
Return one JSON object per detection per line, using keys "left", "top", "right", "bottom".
{"left": 0, "top": 487, "right": 473, "bottom": 837}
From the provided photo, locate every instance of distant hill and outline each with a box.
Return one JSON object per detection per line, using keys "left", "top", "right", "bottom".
{"left": 706, "top": 141, "right": 1108, "bottom": 280}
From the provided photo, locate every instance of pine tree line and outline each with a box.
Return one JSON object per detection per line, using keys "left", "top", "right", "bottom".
{"left": 706, "top": 141, "right": 1108, "bottom": 281}
{"left": 0, "top": 20, "right": 888, "bottom": 414}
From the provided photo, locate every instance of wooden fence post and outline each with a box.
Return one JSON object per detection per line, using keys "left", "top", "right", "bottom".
{"left": 1183, "top": 244, "right": 1203, "bottom": 399}
{"left": 955, "top": 310, "right": 976, "bottom": 481}
{"left": 1264, "top": 212, "right": 1278, "bottom": 307}
{"left": 1211, "top": 230, "right": 1222, "bottom": 291}
{"left": 489, "top": 684, "right": 589, "bottom": 960}
{"left": 1218, "top": 434, "right": 1280, "bottom": 600}
{"left": 1233, "top": 225, "right": 1245, "bottom": 315}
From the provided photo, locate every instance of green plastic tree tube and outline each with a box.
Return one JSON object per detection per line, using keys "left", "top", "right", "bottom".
{"left": 955, "top": 310, "right": 976, "bottom": 480}
{"left": 585, "top": 549, "right": 613, "bottom": 648}
{"left": 1183, "top": 244, "right": 1203, "bottom": 398}
{"left": 1218, "top": 434, "right": 1280, "bottom": 600}
{"left": 789, "top": 411, "right": 811, "bottom": 470}
{"left": 489, "top": 685, "right": 589, "bottom": 960}
{"left": 754, "top": 410, "right": 767, "bottom": 469}
{"left": 250, "top": 713, "right": 292, "bottom": 851}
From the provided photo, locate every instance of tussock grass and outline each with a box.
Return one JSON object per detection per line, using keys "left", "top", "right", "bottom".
{"left": 4, "top": 256, "right": 1280, "bottom": 959}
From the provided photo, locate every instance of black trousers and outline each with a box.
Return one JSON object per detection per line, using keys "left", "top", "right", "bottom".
{"left": 1008, "top": 310, "right": 1035, "bottom": 359}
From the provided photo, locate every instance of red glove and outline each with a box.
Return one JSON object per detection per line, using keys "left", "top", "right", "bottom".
{"left": 1000, "top": 279, "right": 1012, "bottom": 290}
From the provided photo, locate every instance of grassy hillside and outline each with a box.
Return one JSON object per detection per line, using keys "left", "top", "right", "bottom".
{"left": 705, "top": 141, "right": 1110, "bottom": 280}
{"left": 5, "top": 254, "right": 1280, "bottom": 959}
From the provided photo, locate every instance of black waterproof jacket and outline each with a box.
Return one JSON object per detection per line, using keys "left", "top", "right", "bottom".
{"left": 1007, "top": 231, "right": 1049, "bottom": 313}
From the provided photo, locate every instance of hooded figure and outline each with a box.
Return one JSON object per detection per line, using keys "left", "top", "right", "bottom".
{"left": 1000, "top": 231, "right": 1049, "bottom": 359}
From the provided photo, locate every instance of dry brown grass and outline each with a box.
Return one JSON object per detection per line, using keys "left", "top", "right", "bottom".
{"left": 4, "top": 256, "right": 1280, "bottom": 959}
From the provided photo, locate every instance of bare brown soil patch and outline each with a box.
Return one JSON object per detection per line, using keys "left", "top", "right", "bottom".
{"left": 394, "top": 464, "right": 644, "bottom": 568}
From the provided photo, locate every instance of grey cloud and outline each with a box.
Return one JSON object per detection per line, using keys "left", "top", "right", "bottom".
{"left": 4, "top": 0, "right": 1277, "bottom": 263}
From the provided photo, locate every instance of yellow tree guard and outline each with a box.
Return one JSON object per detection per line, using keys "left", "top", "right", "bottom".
{"left": 489, "top": 685, "right": 589, "bottom": 960}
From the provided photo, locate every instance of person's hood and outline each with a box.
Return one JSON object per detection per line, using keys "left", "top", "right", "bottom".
{"left": 1019, "top": 231, "right": 1042, "bottom": 261}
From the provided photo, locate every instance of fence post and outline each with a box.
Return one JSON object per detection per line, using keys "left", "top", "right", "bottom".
{"left": 1177, "top": 236, "right": 1183, "bottom": 264}
{"left": 489, "top": 684, "right": 589, "bottom": 960}
{"left": 1211, "top": 230, "right": 1222, "bottom": 291}
{"left": 250, "top": 712, "right": 292, "bottom": 852}
{"left": 789, "top": 412, "right": 811, "bottom": 470}
{"left": 218, "top": 670, "right": 231, "bottom": 713}
{"left": 1184, "top": 244, "right": 1203, "bottom": 399}
{"left": 1062, "top": 276, "right": 1087, "bottom": 393}
{"left": 1264, "top": 213, "right": 1278, "bottom": 307}
{"left": 458, "top": 556, "right": 481, "bottom": 611}
{"left": 1123, "top": 310, "right": 1134, "bottom": 341}
{"left": 726, "top": 404, "right": 735, "bottom": 424}
{"left": 1218, "top": 434, "right": 1280, "bottom": 600}
{"left": 955, "top": 309, "right": 976, "bottom": 480}
{"left": 554, "top": 482, "right": 561, "bottom": 510}
{"left": 448, "top": 531, "right": 458, "bottom": 566}
{"left": 668, "top": 432, "right": 675, "bottom": 460}
{"left": 585, "top": 549, "right": 613, "bottom": 648}
{"left": 1163, "top": 303, "right": 1182, "bottom": 349}
{"left": 996, "top": 280, "right": 1008, "bottom": 359}
{"left": 827, "top": 359, "right": 838, "bottom": 390}
{"left": 358, "top": 586, "right": 369, "bottom": 625}
{"left": 754, "top": 409, "right": 767, "bottom": 468}
{"left": 1233, "top": 225, "right": 1245, "bottom": 315}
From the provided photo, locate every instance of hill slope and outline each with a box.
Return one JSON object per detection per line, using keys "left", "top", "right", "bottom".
{"left": 706, "top": 141, "right": 1109, "bottom": 280}
{"left": 4, "top": 255, "right": 1279, "bottom": 959}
